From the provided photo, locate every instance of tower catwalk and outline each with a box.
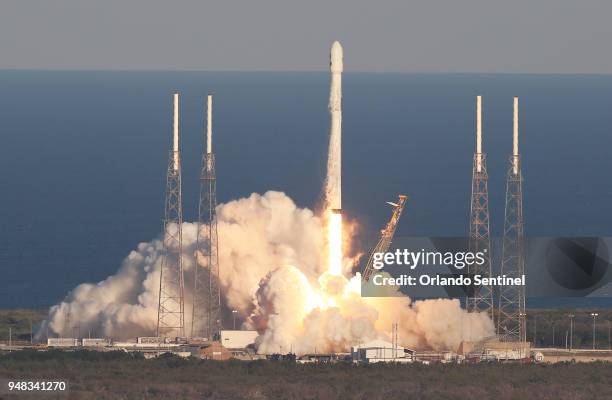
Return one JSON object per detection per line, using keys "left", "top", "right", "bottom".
{"left": 192, "top": 94, "right": 221, "bottom": 339}
{"left": 466, "top": 95, "right": 494, "bottom": 320}
{"left": 497, "top": 97, "right": 526, "bottom": 342}
{"left": 157, "top": 93, "right": 186, "bottom": 338}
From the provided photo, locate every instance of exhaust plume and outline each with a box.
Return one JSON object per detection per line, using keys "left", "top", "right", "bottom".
{"left": 37, "top": 191, "right": 325, "bottom": 341}
{"left": 38, "top": 190, "right": 494, "bottom": 352}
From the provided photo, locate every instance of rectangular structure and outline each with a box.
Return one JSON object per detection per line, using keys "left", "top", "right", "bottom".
{"left": 220, "top": 330, "right": 258, "bottom": 349}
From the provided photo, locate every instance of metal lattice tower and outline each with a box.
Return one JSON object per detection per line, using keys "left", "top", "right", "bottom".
{"left": 157, "top": 93, "right": 186, "bottom": 338}
{"left": 192, "top": 94, "right": 222, "bottom": 339}
{"left": 362, "top": 195, "right": 408, "bottom": 282}
{"left": 497, "top": 97, "right": 526, "bottom": 342}
{"left": 466, "top": 95, "right": 494, "bottom": 320}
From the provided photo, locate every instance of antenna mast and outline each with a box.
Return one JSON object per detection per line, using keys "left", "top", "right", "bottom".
{"left": 192, "top": 94, "right": 222, "bottom": 339}
{"left": 466, "top": 96, "right": 494, "bottom": 320}
{"left": 157, "top": 93, "right": 186, "bottom": 338}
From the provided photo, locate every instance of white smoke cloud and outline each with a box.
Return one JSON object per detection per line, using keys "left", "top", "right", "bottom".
{"left": 37, "top": 190, "right": 494, "bottom": 352}
{"left": 249, "top": 269, "right": 493, "bottom": 354}
{"left": 37, "top": 191, "right": 324, "bottom": 341}
{"left": 216, "top": 191, "right": 325, "bottom": 312}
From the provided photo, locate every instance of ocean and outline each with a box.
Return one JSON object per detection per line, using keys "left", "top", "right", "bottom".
{"left": 1, "top": 70, "right": 612, "bottom": 308}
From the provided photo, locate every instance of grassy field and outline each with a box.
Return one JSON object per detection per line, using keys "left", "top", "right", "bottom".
{"left": 0, "top": 308, "right": 610, "bottom": 399}
{"left": 0, "top": 309, "right": 47, "bottom": 343}
{"left": 522, "top": 308, "right": 612, "bottom": 349}
{"left": 0, "top": 350, "right": 610, "bottom": 400}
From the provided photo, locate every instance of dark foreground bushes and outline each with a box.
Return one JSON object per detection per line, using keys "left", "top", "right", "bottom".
{"left": 0, "top": 351, "right": 610, "bottom": 399}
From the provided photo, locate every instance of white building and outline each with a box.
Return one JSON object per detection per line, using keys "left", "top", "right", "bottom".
{"left": 82, "top": 338, "right": 110, "bottom": 347}
{"left": 220, "top": 330, "right": 258, "bottom": 349}
{"left": 352, "top": 339, "right": 415, "bottom": 364}
{"left": 47, "top": 338, "right": 79, "bottom": 347}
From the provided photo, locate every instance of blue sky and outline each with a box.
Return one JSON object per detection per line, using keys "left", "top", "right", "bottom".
{"left": 2, "top": 0, "right": 612, "bottom": 73}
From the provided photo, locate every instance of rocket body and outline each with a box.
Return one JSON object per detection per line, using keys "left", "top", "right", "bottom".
{"left": 326, "top": 41, "right": 343, "bottom": 210}
{"left": 325, "top": 41, "right": 344, "bottom": 276}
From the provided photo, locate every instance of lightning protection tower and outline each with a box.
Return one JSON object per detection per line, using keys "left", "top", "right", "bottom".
{"left": 157, "top": 93, "right": 186, "bottom": 338}
{"left": 466, "top": 95, "right": 494, "bottom": 320}
{"left": 497, "top": 97, "right": 526, "bottom": 342}
{"left": 192, "top": 94, "right": 222, "bottom": 339}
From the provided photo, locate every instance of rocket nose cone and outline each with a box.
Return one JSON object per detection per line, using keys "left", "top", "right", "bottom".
{"left": 330, "top": 41, "right": 343, "bottom": 73}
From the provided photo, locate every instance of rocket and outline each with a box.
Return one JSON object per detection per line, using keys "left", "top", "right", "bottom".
{"left": 326, "top": 41, "right": 343, "bottom": 210}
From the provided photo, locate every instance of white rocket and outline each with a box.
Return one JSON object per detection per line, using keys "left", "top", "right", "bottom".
{"left": 326, "top": 41, "right": 343, "bottom": 210}
{"left": 173, "top": 93, "right": 180, "bottom": 172}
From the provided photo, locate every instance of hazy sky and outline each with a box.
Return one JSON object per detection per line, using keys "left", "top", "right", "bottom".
{"left": 2, "top": 0, "right": 612, "bottom": 73}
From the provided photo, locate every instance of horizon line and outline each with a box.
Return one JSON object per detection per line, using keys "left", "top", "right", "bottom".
{"left": 1, "top": 68, "right": 612, "bottom": 77}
